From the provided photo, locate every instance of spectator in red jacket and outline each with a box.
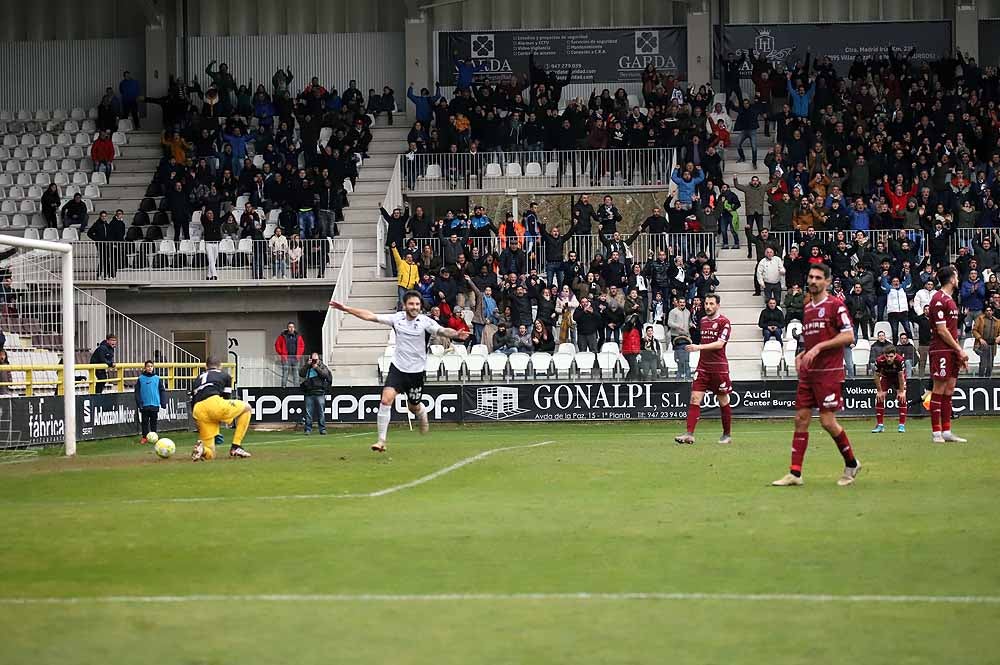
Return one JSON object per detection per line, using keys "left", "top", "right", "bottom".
{"left": 622, "top": 314, "right": 642, "bottom": 378}
{"left": 91, "top": 131, "right": 116, "bottom": 183}
{"left": 274, "top": 322, "right": 305, "bottom": 387}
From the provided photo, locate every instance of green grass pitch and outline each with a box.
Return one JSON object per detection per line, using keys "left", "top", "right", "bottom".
{"left": 0, "top": 418, "right": 998, "bottom": 665}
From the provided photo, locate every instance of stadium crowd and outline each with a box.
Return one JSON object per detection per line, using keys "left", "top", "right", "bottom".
{"left": 133, "top": 65, "right": 391, "bottom": 252}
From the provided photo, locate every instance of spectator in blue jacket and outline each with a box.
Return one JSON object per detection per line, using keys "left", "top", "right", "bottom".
{"left": 670, "top": 167, "right": 705, "bottom": 208}
{"left": 407, "top": 83, "right": 442, "bottom": 126}
{"left": 454, "top": 58, "right": 486, "bottom": 90}
{"left": 222, "top": 127, "right": 255, "bottom": 177}
{"left": 119, "top": 71, "right": 141, "bottom": 129}
{"left": 961, "top": 269, "right": 987, "bottom": 332}
{"left": 134, "top": 360, "right": 167, "bottom": 444}
{"left": 786, "top": 72, "right": 816, "bottom": 118}
{"left": 849, "top": 198, "right": 876, "bottom": 231}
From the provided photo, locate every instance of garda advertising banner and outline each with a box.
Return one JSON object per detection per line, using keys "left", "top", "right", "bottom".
{"left": 231, "top": 379, "right": 1000, "bottom": 425}
{"left": 714, "top": 22, "right": 952, "bottom": 78}
{"left": 436, "top": 28, "right": 688, "bottom": 86}
{"left": 0, "top": 390, "right": 190, "bottom": 448}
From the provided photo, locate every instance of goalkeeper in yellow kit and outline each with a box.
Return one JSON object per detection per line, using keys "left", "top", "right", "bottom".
{"left": 190, "top": 358, "right": 252, "bottom": 461}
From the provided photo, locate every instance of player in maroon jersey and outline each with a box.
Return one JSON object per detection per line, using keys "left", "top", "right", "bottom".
{"left": 927, "top": 266, "right": 969, "bottom": 443}
{"left": 675, "top": 294, "right": 734, "bottom": 445}
{"left": 871, "top": 344, "right": 908, "bottom": 434}
{"left": 772, "top": 263, "right": 861, "bottom": 487}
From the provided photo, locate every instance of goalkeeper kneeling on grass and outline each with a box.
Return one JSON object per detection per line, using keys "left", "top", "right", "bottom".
{"left": 190, "top": 357, "right": 252, "bottom": 461}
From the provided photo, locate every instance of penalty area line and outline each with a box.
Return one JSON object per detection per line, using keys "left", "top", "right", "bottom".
{"left": 119, "top": 439, "right": 557, "bottom": 505}
{"left": 0, "top": 591, "right": 998, "bottom": 606}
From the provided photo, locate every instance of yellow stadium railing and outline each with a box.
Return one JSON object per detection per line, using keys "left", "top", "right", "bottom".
{"left": 0, "top": 363, "right": 237, "bottom": 397}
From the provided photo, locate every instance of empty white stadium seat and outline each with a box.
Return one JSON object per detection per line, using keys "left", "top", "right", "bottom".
{"left": 57, "top": 131, "right": 73, "bottom": 145}
{"left": 761, "top": 348, "right": 783, "bottom": 376}
{"left": 530, "top": 352, "right": 552, "bottom": 378}
{"left": 30, "top": 146, "right": 45, "bottom": 159}
{"left": 441, "top": 354, "right": 465, "bottom": 380}
{"left": 486, "top": 353, "right": 509, "bottom": 380}
{"left": 20, "top": 134, "right": 35, "bottom": 146}
{"left": 117, "top": 119, "right": 133, "bottom": 132}
{"left": 41, "top": 227, "right": 59, "bottom": 241}
{"left": 552, "top": 351, "right": 574, "bottom": 378}
{"left": 38, "top": 133, "right": 53, "bottom": 146}
{"left": 464, "top": 353, "right": 486, "bottom": 379}
{"left": 470, "top": 343, "right": 488, "bottom": 356}
{"left": 61, "top": 227, "right": 79, "bottom": 241}
{"left": 600, "top": 342, "right": 619, "bottom": 355}
{"left": 429, "top": 344, "right": 445, "bottom": 357}
{"left": 22, "top": 227, "right": 39, "bottom": 240}
{"left": 596, "top": 352, "right": 620, "bottom": 378}
{"left": 52, "top": 108, "right": 67, "bottom": 121}
{"left": 84, "top": 184, "right": 100, "bottom": 198}
{"left": 81, "top": 119, "right": 96, "bottom": 132}
{"left": 505, "top": 163, "right": 523, "bottom": 177}
{"left": 424, "top": 355, "right": 442, "bottom": 380}
{"left": 524, "top": 162, "right": 543, "bottom": 177}
{"left": 53, "top": 172, "right": 69, "bottom": 186}
{"left": 508, "top": 352, "right": 531, "bottom": 379}
{"left": 90, "top": 172, "right": 106, "bottom": 185}
{"left": 575, "top": 351, "right": 597, "bottom": 378}
{"left": 10, "top": 213, "right": 27, "bottom": 228}
{"left": 1, "top": 200, "right": 16, "bottom": 214}
{"left": 60, "top": 158, "right": 77, "bottom": 172}
{"left": 72, "top": 171, "right": 88, "bottom": 185}
{"left": 26, "top": 185, "right": 42, "bottom": 199}
{"left": 425, "top": 164, "right": 442, "bottom": 179}
{"left": 484, "top": 163, "right": 502, "bottom": 178}
{"left": 18, "top": 200, "right": 35, "bottom": 213}
{"left": 74, "top": 132, "right": 90, "bottom": 146}
{"left": 111, "top": 131, "right": 127, "bottom": 146}
{"left": 544, "top": 162, "right": 559, "bottom": 177}
{"left": 49, "top": 145, "right": 65, "bottom": 159}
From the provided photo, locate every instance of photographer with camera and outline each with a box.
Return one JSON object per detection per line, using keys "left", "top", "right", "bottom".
{"left": 299, "top": 352, "right": 332, "bottom": 435}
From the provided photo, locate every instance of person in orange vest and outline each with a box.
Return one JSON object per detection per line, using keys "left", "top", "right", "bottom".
{"left": 497, "top": 212, "right": 525, "bottom": 251}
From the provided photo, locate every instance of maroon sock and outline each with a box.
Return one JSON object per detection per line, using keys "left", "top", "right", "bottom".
{"left": 942, "top": 394, "right": 952, "bottom": 432}
{"left": 875, "top": 398, "right": 885, "bottom": 425}
{"left": 686, "top": 404, "right": 701, "bottom": 435}
{"left": 930, "top": 394, "right": 942, "bottom": 433}
{"left": 833, "top": 428, "right": 856, "bottom": 466}
{"left": 790, "top": 432, "right": 809, "bottom": 475}
{"left": 899, "top": 401, "right": 907, "bottom": 425}
{"left": 720, "top": 404, "right": 732, "bottom": 436}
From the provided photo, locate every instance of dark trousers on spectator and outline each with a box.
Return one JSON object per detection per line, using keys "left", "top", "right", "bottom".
{"left": 140, "top": 407, "right": 158, "bottom": 437}
{"left": 122, "top": 99, "right": 140, "bottom": 128}
{"left": 96, "top": 368, "right": 111, "bottom": 393}
{"left": 173, "top": 217, "right": 189, "bottom": 241}
{"left": 578, "top": 332, "right": 599, "bottom": 353}
{"left": 303, "top": 394, "right": 326, "bottom": 434}
{"left": 887, "top": 312, "right": 911, "bottom": 343}
{"left": 977, "top": 343, "right": 995, "bottom": 377}
{"left": 97, "top": 243, "right": 116, "bottom": 278}
{"left": 763, "top": 327, "right": 783, "bottom": 343}
{"left": 545, "top": 261, "right": 562, "bottom": 289}
{"left": 763, "top": 282, "right": 781, "bottom": 304}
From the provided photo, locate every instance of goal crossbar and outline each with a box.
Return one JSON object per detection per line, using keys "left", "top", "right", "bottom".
{"left": 0, "top": 236, "right": 75, "bottom": 455}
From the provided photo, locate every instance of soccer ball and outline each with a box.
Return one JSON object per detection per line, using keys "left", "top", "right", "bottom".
{"left": 146, "top": 432, "right": 159, "bottom": 444}
{"left": 154, "top": 438, "right": 176, "bottom": 459}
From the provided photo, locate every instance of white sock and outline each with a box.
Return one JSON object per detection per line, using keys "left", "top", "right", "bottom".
{"left": 414, "top": 402, "right": 428, "bottom": 423}
{"left": 377, "top": 403, "right": 391, "bottom": 442}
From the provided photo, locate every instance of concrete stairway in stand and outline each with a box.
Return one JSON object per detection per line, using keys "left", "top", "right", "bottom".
{"left": 328, "top": 121, "right": 409, "bottom": 385}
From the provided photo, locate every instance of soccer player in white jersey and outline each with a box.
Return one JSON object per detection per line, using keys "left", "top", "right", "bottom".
{"left": 330, "top": 291, "right": 470, "bottom": 452}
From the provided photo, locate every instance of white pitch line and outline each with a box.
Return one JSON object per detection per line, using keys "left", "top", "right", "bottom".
{"left": 0, "top": 591, "right": 997, "bottom": 606}
{"left": 110, "top": 439, "right": 555, "bottom": 505}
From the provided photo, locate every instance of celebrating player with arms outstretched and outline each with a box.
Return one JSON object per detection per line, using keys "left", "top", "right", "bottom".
{"left": 675, "top": 294, "right": 734, "bottom": 445}
{"left": 773, "top": 263, "right": 861, "bottom": 487}
{"left": 871, "top": 344, "right": 907, "bottom": 434}
{"left": 330, "top": 291, "right": 470, "bottom": 452}
{"left": 927, "top": 266, "right": 969, "bottom": 443}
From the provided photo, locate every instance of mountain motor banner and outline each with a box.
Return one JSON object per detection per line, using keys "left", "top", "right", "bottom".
{"left": 436, "top": 28, "right": 688, "bottom": 87}
{"left": 714, "top": 22, "right": 952, "bottom": 78}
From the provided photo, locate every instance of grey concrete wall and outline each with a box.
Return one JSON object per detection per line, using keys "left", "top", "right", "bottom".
{"left": 105, "top": 287, "right": 332, "bottom": 361}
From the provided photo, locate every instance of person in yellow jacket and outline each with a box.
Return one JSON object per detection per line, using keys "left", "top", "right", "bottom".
{"left": 391, "top": 242, "right": 421, "bottom": 306}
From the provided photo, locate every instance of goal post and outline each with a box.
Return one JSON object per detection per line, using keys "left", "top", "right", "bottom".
{"left": 0, "top": 235, "right": 75, "bottom": 456}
